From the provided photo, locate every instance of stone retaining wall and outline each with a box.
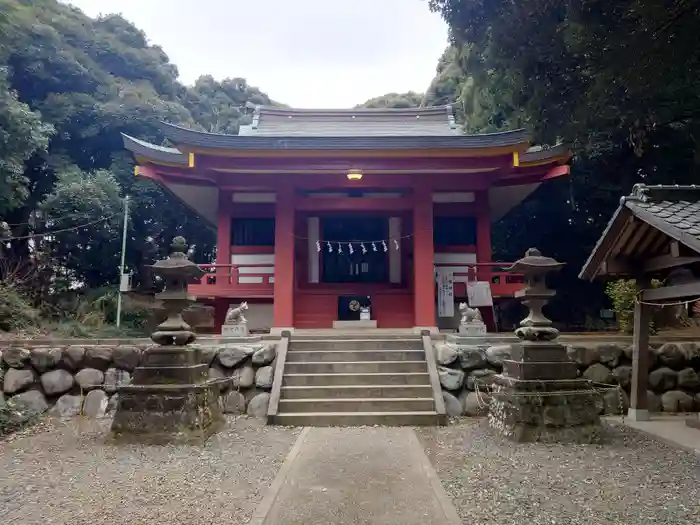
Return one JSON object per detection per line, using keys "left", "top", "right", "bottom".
{"left": 0, "top": 341, "right": 277, "bottom": 420}
{"left": 435, "top": 340, "right": 700, "bottom": 417}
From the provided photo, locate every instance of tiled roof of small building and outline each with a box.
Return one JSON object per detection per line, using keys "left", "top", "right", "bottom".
{"left": 579, "top": 184, "right": 700, "bottom": 280}
{"left": 624, "top": 185, "right": 700, "bottom": 242}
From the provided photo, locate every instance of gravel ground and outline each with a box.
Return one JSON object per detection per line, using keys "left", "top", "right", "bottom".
{"left": 0, "top": 415, "right": 300, "bottom": 525}
{"left": 416, "top": 419, "right": 700, "bottom": 525}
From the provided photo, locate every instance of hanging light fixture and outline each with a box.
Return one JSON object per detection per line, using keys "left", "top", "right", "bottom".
{"left": 347, "top": 168, "right": 363, "bottom": 180}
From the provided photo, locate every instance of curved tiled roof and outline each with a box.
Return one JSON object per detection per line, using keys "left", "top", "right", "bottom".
{"left": 158, "top": 121, "right": 531, "bottom": 150}
{"left": 520, "top": 143, "right": 570, "bottom": 164}
{"left": 123, "top": 130, "right": 571, "bottom": 165}
{"left": 122, "top": 134, "right": 188, "bottom": 165}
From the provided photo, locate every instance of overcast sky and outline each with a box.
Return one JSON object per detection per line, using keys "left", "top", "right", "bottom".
{"left": 64, "top": 0, "right": 448, "bottom": 108}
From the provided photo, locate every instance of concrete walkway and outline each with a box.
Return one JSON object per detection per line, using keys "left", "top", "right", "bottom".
{"left": 606, "top": 414, "right": 700, "bottom": 455}
{"left": 249, "top": 427, "right": 462, "bottom": 525}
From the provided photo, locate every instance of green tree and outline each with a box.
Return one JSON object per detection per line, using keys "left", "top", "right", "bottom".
{"left": 0, "top": 67, "right": 53, "bottom": 217}
{"left": 39, "top": 166, "right": 123, "bottom": 289}
{"left": 0, "top": 0, "right": 276, "bottom": 300}
{"left": 428, "top": 0, "right": 700, "bottom": 326}
{"left": 356, "top": 92, "right": 424, "bottom": 109}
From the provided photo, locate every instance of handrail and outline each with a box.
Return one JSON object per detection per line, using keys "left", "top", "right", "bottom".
{"left": 267, "top": 330, "right": 291, "bottom": 424}
{"left": 421, "top": 329, "right": 446, "bottom": 423}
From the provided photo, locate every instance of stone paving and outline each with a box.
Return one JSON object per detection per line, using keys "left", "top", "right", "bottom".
{"left": 254, "top": 426, "right": 461, "bottom": 525}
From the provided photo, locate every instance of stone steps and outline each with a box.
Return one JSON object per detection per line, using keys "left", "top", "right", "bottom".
{"left": 286, "top": 350, "right": 426, "bottom": 362}
{"left": 284, "top": 372, "right": 431, "bottom": 386}
{"left": 272, "top": 336, "right": 444, "bottom": 426}
{"left": 285, "top": 360, "right": 428, "bottom": 374}
{"left": 280, "top": 384, "right": 434, "bottom": 399}
{"left": 278, "top": 397, "right": 436, "bottom": 412}
{"left": 271, "top": 411, "right": 441, "bottom": 426}
{"left": 288, "top": 339, "right": 424, "bottom": 351}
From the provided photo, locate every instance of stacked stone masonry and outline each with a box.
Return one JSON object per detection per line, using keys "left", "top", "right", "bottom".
{"left": 435, "top": 340, "right": 700, "bottom": 417}
{"left": 0, "top": 341, "right": 276, "bottom": 419}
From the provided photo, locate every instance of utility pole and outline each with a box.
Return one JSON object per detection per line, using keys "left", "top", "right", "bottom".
{"left": 116, "top": 196, "right": 129, "bottom": 327}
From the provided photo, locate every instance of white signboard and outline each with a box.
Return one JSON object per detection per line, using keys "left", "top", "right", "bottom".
{"left": 467, "top": 281, "right": 493, "bottom": 307}
{"left": 436, "top": 268, "right": 454, "bottom": 318}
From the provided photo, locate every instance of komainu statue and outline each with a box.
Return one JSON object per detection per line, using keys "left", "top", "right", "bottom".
{"left": 224, "top": 301, "right": 249, "bottom": 325}
{"left": 458, "top": 302, "right": 482, "bottom": 325}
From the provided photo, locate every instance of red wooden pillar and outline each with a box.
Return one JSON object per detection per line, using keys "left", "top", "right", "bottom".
{"left": 216, "top": 189, "right": 232, "bottom": 283}
{"left": 476, "top": 190, "right": 492, "bottom": 279}
{"left": 475, "top": 190, "right": 495, "bottom": 330}
{"left": 273, "top": 186, "right": 295, "bottom": 329}
{"left": 213, "top": 190, "right": 232, "bottom": 334}
{"left": 413, "top": 188, "right": 436, "bottom": 329}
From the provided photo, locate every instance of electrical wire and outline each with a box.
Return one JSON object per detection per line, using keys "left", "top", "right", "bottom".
{"left": 0, "top": 213, "right": 120, "bottom": 242}
{"left": 2, "top": 210, "right": 102, "bottom": 227}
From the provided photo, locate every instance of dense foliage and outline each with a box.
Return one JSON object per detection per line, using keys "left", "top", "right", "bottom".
{"left": 357, "top": 92, "right": 424, "bottom": 109}
{"left": 428, "top": 0, "right": 700, "bottom": 326}
{"left": 0, "top": 0, "right": 276, "bottom": 333}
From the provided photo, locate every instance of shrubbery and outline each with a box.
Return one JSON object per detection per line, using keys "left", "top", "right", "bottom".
{"left": 0, "top": 283, "right": 151, "bottom": 338}
{"left": 605, "top": 278, "right": 662, "bottom": 333}
{"left": 0, "top": 396, "right": 42, "bottom": 437}
{"left": 0, "top": 282, "right": 38, "bottom": 332}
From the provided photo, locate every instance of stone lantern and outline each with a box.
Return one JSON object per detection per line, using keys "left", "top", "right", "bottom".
{"left": 510, "top": 247, "right": 565, "bottom": 342}
{"left": 111, "top": 237, "right": 224, "bottom": 444}
{"left": 488, "top": 248, "right": 602, "bottom": 443}
{"left": 148, "top": 236, "right": 202, "bottom": 346}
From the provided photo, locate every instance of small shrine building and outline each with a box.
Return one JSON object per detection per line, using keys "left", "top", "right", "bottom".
{"left": 123, "top": 105, "right": 570, "bottom": 333}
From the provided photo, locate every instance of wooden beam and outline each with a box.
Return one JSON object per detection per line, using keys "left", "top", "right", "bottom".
{"left": 620, "top": 222, "right": 650, "bottom": 256}
{"left": 671, "top": 240, "right": 681, "bottom": 257}
{"left": 295, "top": 197, "right": 413, "bottom": 212}
{"left": 608, "top": 215, "right": 636, "bottom": 258}
{"left": 647, "top": 231, "right": 668, "bottom": 254}
{"left": 601, "top": 257, "right": 633, "bottom": 275}
{"left": 629, "top": 277, "right": 651, "bottom": 420}
{"left": 643, "top": 254, "right": 700, "bottom": 273}
{"left": 634, "top": 228, "right": 660, "bottom": 254}
{"left": 640, "top": 280, "right": 700, "bottom": 302}
{"left": 215, "top": 172, "right": 491, "bottom": 191}
{"left": 199, "top": 154, "right": 507, "bottom": 172}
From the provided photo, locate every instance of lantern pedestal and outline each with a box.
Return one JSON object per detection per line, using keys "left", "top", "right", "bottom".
{"left": 490, "top": 341, "right": 602, "bottom": 443}
{"left": 111, "top": 237, "right": 224, "bottom": 445}
{"left": 488, "top": 248, "right": 602, "bottom": 443}
{"left": 111, "top": 345, "right": 224, "bottom": 444}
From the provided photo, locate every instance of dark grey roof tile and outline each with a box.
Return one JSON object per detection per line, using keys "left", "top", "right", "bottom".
{"left": 580, "top": 184, "right": 700, "bottom": 279}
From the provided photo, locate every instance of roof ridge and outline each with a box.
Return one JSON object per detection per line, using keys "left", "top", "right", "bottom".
{"left": 158, "top": 120, "right": 530, "bottom": 140}
{"left": 256, "top": 105, "right": 453, "bottom": 116}
{"left": 623, "top": 183, "right": 700, "bottom": 205}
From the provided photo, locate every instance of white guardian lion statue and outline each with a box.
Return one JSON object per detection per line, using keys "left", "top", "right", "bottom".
{"left": 458, "top": 302, "right": 482, "bottom": 325}
{"left": 224, "top": 301, "right": 248, "bottom": 325}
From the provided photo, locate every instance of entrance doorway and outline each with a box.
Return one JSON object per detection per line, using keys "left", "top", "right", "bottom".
{"left": 321, "top": 216, "right": 388, "bottom": 283}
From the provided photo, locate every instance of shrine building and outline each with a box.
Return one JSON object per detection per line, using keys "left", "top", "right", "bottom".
{"left": 123, "top": 105, "right": 570, "bottom": 333}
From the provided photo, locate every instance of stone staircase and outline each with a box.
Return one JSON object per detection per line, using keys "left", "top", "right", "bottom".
{"left": 268, "top": 333, "right": 446, "bottom": 426}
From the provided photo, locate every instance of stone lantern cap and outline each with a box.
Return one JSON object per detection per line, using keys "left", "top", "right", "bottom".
{"left": 505, "top": 247, "right": 565, "bottom": 274}
{"left": 147, "top": 236, "right": 204, "bottom": 280}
